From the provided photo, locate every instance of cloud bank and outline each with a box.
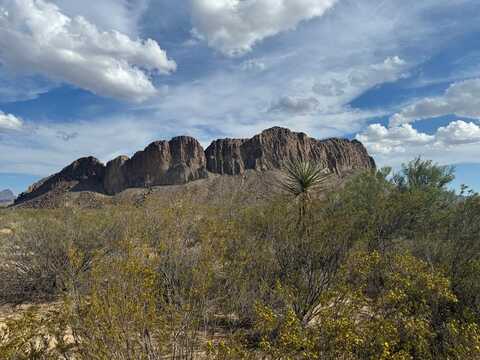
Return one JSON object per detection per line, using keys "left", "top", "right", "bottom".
{"left": 356, "top": 76, "right": 480, "bottom": 166}
{"left": 357, "top": 120, "right": 480, "bottom": 167}
{"left": 390, "top": 78, "right": 480, "bottom": 127}
{"left": 0, "top": 0, "right": 176, "bottom": 102}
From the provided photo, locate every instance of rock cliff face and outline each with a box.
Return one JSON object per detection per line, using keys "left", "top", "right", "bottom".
{"left": 205, "top": 127, "right": 375, "bottom": 175}
{"left": 103, "top": 136, "right": 208, "bottom": 195}
{"left": 16, "top": 157, "right": 105, "bottom": 204}
{"left": 15, "top": 127, "right": 376, "bottom": 205}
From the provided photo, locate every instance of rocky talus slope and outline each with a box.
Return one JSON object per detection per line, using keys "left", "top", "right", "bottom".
{"left": 15, "top": 127, "right": 375, "bottom": 206}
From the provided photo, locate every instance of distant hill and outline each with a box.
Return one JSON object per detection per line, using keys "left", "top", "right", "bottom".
{"left": 0, "top": 189, "right": 15, "bottom": 206}
{"left": 14, "top": 127, "right": 376, "bottom": 208}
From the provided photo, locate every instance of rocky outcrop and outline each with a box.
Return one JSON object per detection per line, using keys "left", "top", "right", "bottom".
{"left": 103, "top": 156, "right": 130, "bottom": 196}
{"left": 103, "top": 136, "right": 208, "bottom": 195}
{"left": 205, "top": 127, "right": 375, "bottom": 175}
{"left": 15, "top": 127, "right": 376, "bottom": 205}
{"left": 15, "top": 157, "right": 106, "bottom": 204}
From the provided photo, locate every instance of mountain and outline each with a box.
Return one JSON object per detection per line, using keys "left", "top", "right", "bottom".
{"left": 0, "top": 189, "right": 15, "bottom": 205}
{"left": 104, "top": 136, "right": 208, "bottom": 195}
{"left": 15, "top": 127, "right": 376, "bottom": 207}
{"left": 205, "top": 127, "right": 375, "bottom": 175}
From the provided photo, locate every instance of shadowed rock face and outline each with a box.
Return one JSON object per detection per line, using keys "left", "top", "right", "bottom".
{"left": 103, "top": 156, "right": 130, "bottom": 196}
{"left": 16, "top": 157, "right": 105, "bottom": 204}
{"left": 205, "top": 127, "right": 376, "bottom": 175}
{"left": 103, "top": 136, "right": 208, "bottom": 195}
{"left": 15, "top": 127, "right": 376, "bottom": 204}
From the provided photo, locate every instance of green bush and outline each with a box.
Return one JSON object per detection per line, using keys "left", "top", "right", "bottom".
{"left": 1, "top": 159, "right": 480, "bottom": 359}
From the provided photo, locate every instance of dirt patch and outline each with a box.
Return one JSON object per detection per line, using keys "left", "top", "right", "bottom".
{"left": 0, "top": 228, "right": 13, "bottom": 236}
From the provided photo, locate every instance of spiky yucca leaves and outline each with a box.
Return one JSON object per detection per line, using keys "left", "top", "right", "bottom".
{"left": 281, "top": 160, "right": 331, "bottom": 200}
{"left": 281, "top": 159, "right": 331, "bottom": 226}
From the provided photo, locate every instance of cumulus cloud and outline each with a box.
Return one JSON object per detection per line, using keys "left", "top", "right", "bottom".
{"left": 436, "top": 120, "right": 480, "bottom": 145}
{"left": 390, "top": 78, "right": 480, "bottom": 127}
{"left": 191, "top": 0, "right": 337, "bottom": 56}
{"left": 356, "top": 123, "right": 434, "bottom": 155}
{"left": 356, "top": 120, "right": 480, "bottom": 166}
{"left": 3, "top": 0, "right": 479, "bottom": 184}
{"left": 0, "top": 0, "right": 176, "bottom": 102}
{"left": 0, "top": 111, "right": 23, "bottom": 131}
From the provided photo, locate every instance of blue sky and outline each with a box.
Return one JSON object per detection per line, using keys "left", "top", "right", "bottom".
{"left": 1, "top": 0, "right": 480, "bottom": 195}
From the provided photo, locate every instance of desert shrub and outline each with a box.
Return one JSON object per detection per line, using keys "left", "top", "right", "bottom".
{"left": 211, "top": 251, "right": 476, "bottom": 360}
{"left": 2, "top": 158, "right": 480, "bottom": 359}
{"left": 0, "top": 208, "right": 125, "bottom": 303}
{"left": 66, "top": 240, "right": 170, "bottom": 360}
{"left": 440, "top": 193, "right": 480, "bottom": 322}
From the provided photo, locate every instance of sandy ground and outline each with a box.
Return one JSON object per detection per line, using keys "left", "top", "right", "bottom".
{"left": 0, "top": 228, "right": 13, "bottom": 236}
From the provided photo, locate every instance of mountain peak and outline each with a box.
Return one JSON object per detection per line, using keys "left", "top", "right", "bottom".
{"left": 15, "top": 127, "right": 376, "bottom": 206}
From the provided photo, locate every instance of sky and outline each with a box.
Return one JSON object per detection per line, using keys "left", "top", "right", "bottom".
{"left": 1, "top": 0, "right": 480, "bottom": 195}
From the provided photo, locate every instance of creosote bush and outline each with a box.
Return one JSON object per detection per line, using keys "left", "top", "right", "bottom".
{"left": 1, "top": 158, "right": 480, "bottom": 359}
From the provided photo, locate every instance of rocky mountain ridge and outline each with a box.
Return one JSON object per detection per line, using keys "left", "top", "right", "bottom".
{"left": 104, "top": 136, "right": 208, "bottom": 195}
{"left": 15, "top": 127, "right": 375, "bottom": 205}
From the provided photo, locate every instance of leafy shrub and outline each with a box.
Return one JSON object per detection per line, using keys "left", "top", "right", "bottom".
{"left": 1, "top": 158, "right": 480, "bottom": 359}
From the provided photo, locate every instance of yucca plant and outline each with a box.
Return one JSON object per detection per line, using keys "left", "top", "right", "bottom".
{"left": 281, "top": 159, "right": 331, "bottom": 199}
{"left": 281, "top": 159, "right": 331, "bottom": 228}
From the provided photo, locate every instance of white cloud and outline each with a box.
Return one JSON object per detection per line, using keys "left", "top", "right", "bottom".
{"left": 0, "top": 0, "right": 176, "bottom": 102}
{"left": 356, "top": 123, "right": 434, "bottom": 155}
{"left": 436, "top": 120, "right": 480, "bottom": 145}
{"left": 52, "top": 0, "right": 149, "bottom": 36}
{"left": 350, "top": 56, "right": 408, "bottom": 87}
{"left": 356, "top": 120, "right": 480, "bottom": 167}
{"left": 0, "top": 111, "right": 23, "bottom": 131}
{"left": 266, "top": 56, "right": 407, "bottom": 119}
{"left": 390, "top": 78, "right": 480, "bottom": 126}
{"left": 359, "top": 77, "right": 480, "bottom": 167}
{"left": 0, "top": 116, "right": 155, "bottom": 176}
{"left": 191, "top": 0, "right": 337, "bottom": 56}
{"left": 313, "top": 56, "right": 409, "bottom": 100}
{"left": 3, "top": 0, "right": 480, "bottom": 185}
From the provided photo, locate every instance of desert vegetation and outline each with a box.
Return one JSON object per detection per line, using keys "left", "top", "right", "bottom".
{"left": 1, "top": 158, "right": 480, "bottom": 359}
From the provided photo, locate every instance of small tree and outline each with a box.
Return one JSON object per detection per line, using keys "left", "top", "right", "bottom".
{"left": 393, "top": 157, "right": 455, "bottom": 190}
